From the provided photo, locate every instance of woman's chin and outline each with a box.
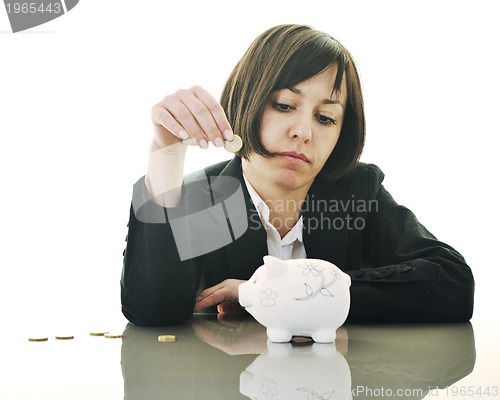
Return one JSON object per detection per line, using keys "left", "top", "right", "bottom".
{"left": 271, "top": 170, "right": 310, "bottom": 191}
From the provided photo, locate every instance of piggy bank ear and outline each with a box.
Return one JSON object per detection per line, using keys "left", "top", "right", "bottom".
{"left": 264, "top": 255, "right": 288, "bottom": 279}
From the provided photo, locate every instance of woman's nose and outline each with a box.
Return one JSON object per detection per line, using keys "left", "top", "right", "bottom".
{"left": 289, "top": 114, "right": 312, "bottom": 142}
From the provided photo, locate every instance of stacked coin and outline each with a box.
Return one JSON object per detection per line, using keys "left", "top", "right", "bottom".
{"left": 158, "top": 335, "right": 176, "bottom": 342}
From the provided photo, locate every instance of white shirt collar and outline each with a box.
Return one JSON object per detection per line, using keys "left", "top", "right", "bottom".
{"left": 242, "top": 172, "right": 303, "bottom": 246}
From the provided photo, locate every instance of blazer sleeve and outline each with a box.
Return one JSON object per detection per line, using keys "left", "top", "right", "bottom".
{"left": 120, "top": 176, "right": 201, "bottom": 326}
{"left": 347, "top": 165, "right": 474, "bottom": 322}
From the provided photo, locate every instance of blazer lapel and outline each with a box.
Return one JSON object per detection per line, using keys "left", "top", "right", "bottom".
{"left": 217, "top": 157, "right": 268, "bottom": 279}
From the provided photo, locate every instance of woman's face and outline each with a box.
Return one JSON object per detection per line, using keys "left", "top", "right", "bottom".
{"left": 244, "top": 65, "right": 347, "bottom": 194}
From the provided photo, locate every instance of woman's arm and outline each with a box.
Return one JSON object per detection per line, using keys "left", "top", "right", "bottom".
{"left": 347, "top": 164, "right": 474, "bottom": 322}
{"left": 121, "top": 87, "right": 234, "bottom": 325}
{"left": 121, "top": 176, "right": 202, "bottom": 326}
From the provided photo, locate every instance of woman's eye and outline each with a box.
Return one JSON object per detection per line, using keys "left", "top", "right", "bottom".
{"left": 271, "top": 102, "right": 336, "bottom": 126}
{"left": 272, "top": 102, "right": 293, "bottom": 112}
{"left": 316, "top": 114, "right": 336, "bottom": 126}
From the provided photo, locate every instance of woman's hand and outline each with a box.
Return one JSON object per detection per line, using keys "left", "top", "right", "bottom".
{"left": 150, "top": 86, "right": 234, "bottom": 150}
{"left": 194, "top": 279, "right": 246, "bottom": 312}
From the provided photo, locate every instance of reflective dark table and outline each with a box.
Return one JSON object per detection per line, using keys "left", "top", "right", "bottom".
{"left": 3, "top": 314, "right": 499, "bottom": 399}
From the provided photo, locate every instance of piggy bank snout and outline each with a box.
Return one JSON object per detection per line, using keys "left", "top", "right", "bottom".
{"left": 238, "top": 282, "right": 252, "bottom": 308}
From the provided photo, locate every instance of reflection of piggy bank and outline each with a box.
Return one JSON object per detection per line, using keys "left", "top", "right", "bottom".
{"left": 238, "top": 256, "right": 351, "bottom": 343}
{"left": 240, "top": 341, "right": 351, "bottom": 400}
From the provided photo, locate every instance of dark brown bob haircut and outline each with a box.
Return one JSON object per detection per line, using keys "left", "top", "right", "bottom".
{"left": 220, "top": 24, "right": 365, "bottom": 182}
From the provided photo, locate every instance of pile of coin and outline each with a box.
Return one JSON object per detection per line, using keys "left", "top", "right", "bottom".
{"left": 29, "top": 331, "right": 176, "bottom": 341}
{"left": 157, "top": 334, "right": 176, "bottom": 342}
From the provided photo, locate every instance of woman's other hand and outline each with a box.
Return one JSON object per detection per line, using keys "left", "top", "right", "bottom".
{"left": 150, "top": 86, "right": 233, "bottom": 150}
{"left": 194, "top": 279, "right": 246, "bottom": 312}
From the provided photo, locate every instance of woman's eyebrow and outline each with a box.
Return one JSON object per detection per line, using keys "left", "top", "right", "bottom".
{"left": 286, "top": 87, "right": 344, "bottom": 108}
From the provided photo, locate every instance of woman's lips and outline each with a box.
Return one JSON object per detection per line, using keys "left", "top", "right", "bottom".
{"left": 276, "top": 151, "right": 310, "bottom": 165}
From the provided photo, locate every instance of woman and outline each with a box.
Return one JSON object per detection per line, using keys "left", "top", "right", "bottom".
{"left": 121, "top": 24, "right": 474, "bottom": 326}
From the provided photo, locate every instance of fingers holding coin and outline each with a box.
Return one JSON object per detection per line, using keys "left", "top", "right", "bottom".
{"left": 153, "top": 86, "right": 235, "bottom": 151}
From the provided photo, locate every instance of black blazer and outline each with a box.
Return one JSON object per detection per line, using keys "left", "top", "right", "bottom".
{"left": 121, "top": 157, "right": 474, "bottom": 325}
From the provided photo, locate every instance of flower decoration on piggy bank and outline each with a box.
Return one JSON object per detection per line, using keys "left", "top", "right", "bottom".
{"left": 238, "top": 256, "right": 351, "bottom": 343}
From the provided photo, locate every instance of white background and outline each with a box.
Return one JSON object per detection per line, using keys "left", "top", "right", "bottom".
{"left": 1, "top": 0, "right": 499, "bottom": 336}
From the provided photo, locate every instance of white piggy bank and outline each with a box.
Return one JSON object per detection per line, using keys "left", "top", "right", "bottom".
{"left": 238, "top": 256, "right": 351, "bottom": 343}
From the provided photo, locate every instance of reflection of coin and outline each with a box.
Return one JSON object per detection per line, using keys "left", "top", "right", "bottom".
{"left": 104, "top": 333, "right": 123, "bottom": 339}
{"left": 158, "top": 335, "right": 176, "bottom": 342}
{"left": 55, "top": 335, "right": 74, "bottom": 340}
{"left": 89, "top": 331, "right": 109, "bottom": 336}
{"left": 224, "top": 134, "right": 243, "bottom": 153}
{"left": 28, "top": 337, "right": 48, "bottom": 342}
